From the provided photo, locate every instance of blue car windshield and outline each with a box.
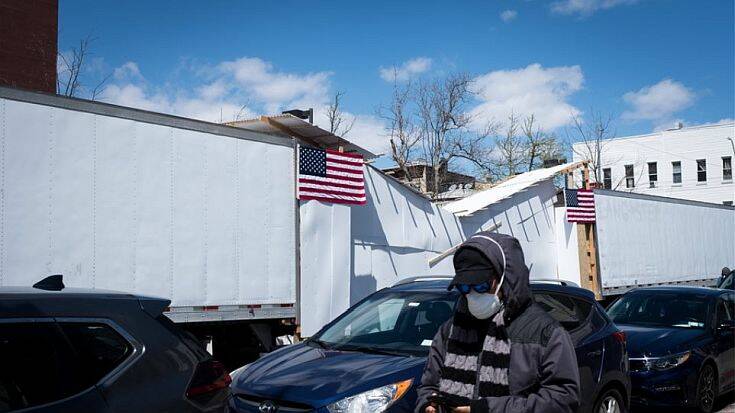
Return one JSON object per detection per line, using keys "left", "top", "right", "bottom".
{"left": 607, "top": 292, "right": 709, "bottom": 329}
{"left": 311, "top": 291, "right": 456, "bottom": 357}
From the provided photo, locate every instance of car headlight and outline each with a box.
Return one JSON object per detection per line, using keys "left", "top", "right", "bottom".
{"left": 650, "top": 351, "right": 691, "bottom": 371}
{"left": 326, "top": 379, "right": 413, "bottom": 413}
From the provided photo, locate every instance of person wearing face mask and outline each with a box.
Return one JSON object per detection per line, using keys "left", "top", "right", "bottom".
{"left": 415, "top": 232, "right": 580, "bottom": 413}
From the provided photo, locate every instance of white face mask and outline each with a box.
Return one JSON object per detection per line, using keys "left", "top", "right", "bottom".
{"left": 466, "top": 273, "right": 505, "bottom": 320}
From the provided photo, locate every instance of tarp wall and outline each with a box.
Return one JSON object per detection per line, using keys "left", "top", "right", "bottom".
{"left": 350, "top": 166, "right": 464, "bottom": 303}
{"left": 554, "top": 207, "right": 582, "bottom": 286}
{"left": 458, "top": 180, "right": 560, "bottom": 281}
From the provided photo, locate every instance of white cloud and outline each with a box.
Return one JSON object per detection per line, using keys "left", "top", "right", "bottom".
{"left": 622, "top": 79, "right": 695, "bottom": 123}
{"left": 113, "top": 61, "right": 143, "bottom": 81}
{"left": 218, "top": 57, "right": 332, "bottom": 112}
{"left": 100, "top": 59, "right": 389, "bottom": 154}
{"left": 470, "top": 63, "right": 584, "bottom": 130}
{"left": 500, "top": 10, "right": 518, "bottom": 22}
{"left": 550, "top": 0, "right": 639, "bottom": 17}
{"left": 379, "top": 57, "right": 432, "bottom": 82}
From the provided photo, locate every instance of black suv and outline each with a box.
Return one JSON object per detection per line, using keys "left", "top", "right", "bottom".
{"left": 0, "top": 275, "right": 230, "bottom": 412}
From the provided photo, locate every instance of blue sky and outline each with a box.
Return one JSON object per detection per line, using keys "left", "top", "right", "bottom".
{"left": 58, "top": 0, "right": 734, "bottom": 158}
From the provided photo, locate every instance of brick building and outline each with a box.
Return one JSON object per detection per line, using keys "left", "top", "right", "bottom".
{"left": 0, "top": 0, "right": 58, "bottom": 93}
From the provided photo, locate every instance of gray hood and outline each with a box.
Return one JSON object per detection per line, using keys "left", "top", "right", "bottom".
{"left": 454, "top": 231, "right": 532, "bottom": 322}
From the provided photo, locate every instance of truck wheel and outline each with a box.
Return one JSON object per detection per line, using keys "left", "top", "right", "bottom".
{"left": 593, "top": 388, "right": 626, "bottom": 413}
{"left": 696, "top": 363, "right": 718, "bottom": 413}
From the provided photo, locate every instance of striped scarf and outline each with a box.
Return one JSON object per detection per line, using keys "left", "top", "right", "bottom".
{"left": 438, "top": 307, "right": 510, "bottom": 402}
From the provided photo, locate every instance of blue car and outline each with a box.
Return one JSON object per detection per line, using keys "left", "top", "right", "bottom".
{"left": 228, "top": 278, "right": 629, "bottom": 413}
{"left": 607, "top": 286, "right": 735, "bottom": 413}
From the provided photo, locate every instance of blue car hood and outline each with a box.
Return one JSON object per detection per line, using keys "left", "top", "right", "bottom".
{"left": 618, "top": 324, "right": 708, "bottom": 357}
{"left": 231, "top": 343, "right": 425, "bottom": 408}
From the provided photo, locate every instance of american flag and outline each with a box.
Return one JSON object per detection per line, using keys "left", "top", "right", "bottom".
{"left": 298, "top": 146, "right": 366, "bottom": 205}
{"left": 566, "top": 189, "right": 596, "bottom": 223}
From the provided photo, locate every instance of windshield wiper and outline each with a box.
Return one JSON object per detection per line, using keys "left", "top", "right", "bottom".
{"left": 334, "top": 344, "right": 411, "bottom": 358}
{"left": 307, "top": 338, "right": 332, "bottom": 350}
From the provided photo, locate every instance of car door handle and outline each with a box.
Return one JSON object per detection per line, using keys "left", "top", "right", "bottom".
{"left": 586, "top": 350, "right": 602, "bottom": 357}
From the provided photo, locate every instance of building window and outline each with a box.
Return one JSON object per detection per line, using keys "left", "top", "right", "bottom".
{"left": 624, "top": 165, "right": 634, "bottom": 188}
{"left": 697, "top": 159, "right": 707, "bottom": 182}
{"left": 647, "top": 162, "right": 657, "bottom": 188}
{"left": 602, "top": 168, "right": 612, "bottom": 189}
{"left": 724, "top": 156, "right": 733, "bottom": 181}
{"left": 672, "top": 161, "right": 682, "bottom": 184}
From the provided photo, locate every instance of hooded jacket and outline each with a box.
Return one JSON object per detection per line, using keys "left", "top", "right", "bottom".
{"left": 416, "top": 232, "right": 580, "bottom": 413}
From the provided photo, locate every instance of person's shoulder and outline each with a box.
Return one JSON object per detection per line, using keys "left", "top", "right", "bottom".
{"left": 437, "top": 318, "right": 453, "bottom": 338}
{"left": 507, "top": 303, "right": 561, "bottom": 347}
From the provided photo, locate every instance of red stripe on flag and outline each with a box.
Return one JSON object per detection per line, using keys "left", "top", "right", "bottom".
{"left": 299, "top": 178, "right": 365, "bottom": 190}
{"left": 326, "top": 172, "right": 363, "bottom": 182}
{"left": 300, "top": 187, "right": 365, "bottom": 198}
{"left": 325, "top": 155, "right": 364, "bottom": 166}
{"left": 299, "top": 194, "right": 367, "bottom": 205}
{"left": 327, "top": 165, "right": 365, "bottom": 174}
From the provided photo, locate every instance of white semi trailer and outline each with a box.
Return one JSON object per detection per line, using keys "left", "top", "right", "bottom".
{"left": 593, "top": 189, "right": 734, "bottom": 295}
{"left": 0, "top": 86, "right": 301, "bottom": 367}
{"left": 557, "top": 187, "right": 735, "bottom": 298}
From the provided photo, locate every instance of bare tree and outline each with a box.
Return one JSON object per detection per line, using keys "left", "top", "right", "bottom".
{"left": 568, "top": 110, "right": 617, "bottom": 184}
{"left": 415, "top": 73, "right": 475, "bottom": 196}
{"left": 378, "top": 71, "right": 499, "bottom": 195}
{"left": 57, "top": 36, "right": 110, "bottom": 100}
{"left": 379, "top": 78, "right": 420, "bottom": 180}
{"left": 522, "top": 114, "right": 562, "bottom": 170}
{"left": 326, "top": 91, "right": 355, "bottom": 137}
{"left": 494, "top": 113, "right": 526, "bottom": 177}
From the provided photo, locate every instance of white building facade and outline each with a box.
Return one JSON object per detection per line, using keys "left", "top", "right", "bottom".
{"left": 572, "top": 122, "right": 735, "bottom": 205}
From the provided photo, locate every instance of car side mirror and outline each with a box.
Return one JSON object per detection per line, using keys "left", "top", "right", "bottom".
{"left": 717, "top": 319, "right": 735, "bottom": 332}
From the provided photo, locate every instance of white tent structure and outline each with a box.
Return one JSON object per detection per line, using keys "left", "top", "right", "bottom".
{"left": 443, "top": 162, "right": 585, "bottom": 216}
{"left": 300, "top": 161, "right": 586, "bottom": 336}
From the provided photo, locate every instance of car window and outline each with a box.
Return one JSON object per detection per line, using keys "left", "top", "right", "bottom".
{"left": 720, "top": 273, "right": 734, "bottom": 290}
{"left": 715, "top": 296, "right": 735, "bottom": 325}
{"left": 534, "top": 292, "right": 592, "bottom": 332}
{"left": 607, "top": 292, "right": 709, "bottom": 329}
{"left": 59, "top": 323, "right": 132, "bottom": 384}
{"left": 314, "top": 292, "right": 456, "bottom": 356}
{"left": 156, "top": 314, "right": 211, "bottom": 362}
{"left": 590, "top": 307, "right": 609, "bottom": 330}
{"left": 0, "top": 322, "right": 89, "bottom": 412}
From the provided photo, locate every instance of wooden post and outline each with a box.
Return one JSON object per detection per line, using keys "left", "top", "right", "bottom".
{"left": 576, "top": 162, "right": 602, "bottom": 299}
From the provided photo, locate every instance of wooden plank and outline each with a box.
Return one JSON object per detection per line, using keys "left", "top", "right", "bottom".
{"left": 428, "top": 222, "right": 502, "bottom": 267}
{"left": 587, "top": 224, "right": 602, "bottom": 299}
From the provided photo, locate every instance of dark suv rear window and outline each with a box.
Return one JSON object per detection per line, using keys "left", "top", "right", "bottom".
{"left": 155, "top": 315, "right": 210, "bottom": 362}
{"left": 59, "top": 323, "right": 132, "bottom": 384}
{"left": 0, "top": 322, "right": 89, "bottom": 412}
{"left": 534, "top": 292, "right": 593, "bottom": 331}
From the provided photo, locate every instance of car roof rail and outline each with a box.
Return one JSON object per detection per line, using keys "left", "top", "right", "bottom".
{"left": 531, "top": 278, "right": 580, "bottom": 288}
{"left": 393, "top": 275, "right": 454, "bottom": 286}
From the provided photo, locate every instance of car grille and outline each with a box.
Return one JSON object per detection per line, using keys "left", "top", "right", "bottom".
{"left": 235, "top": 394, "right": 314, "bottom": 412}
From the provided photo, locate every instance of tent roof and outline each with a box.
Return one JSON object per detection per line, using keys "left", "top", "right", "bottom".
{"left": 227, "top": 115, "right": 377, "bottom": 159}
{"left": 442, "top": 161, "right": 587, "bottom": 216}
